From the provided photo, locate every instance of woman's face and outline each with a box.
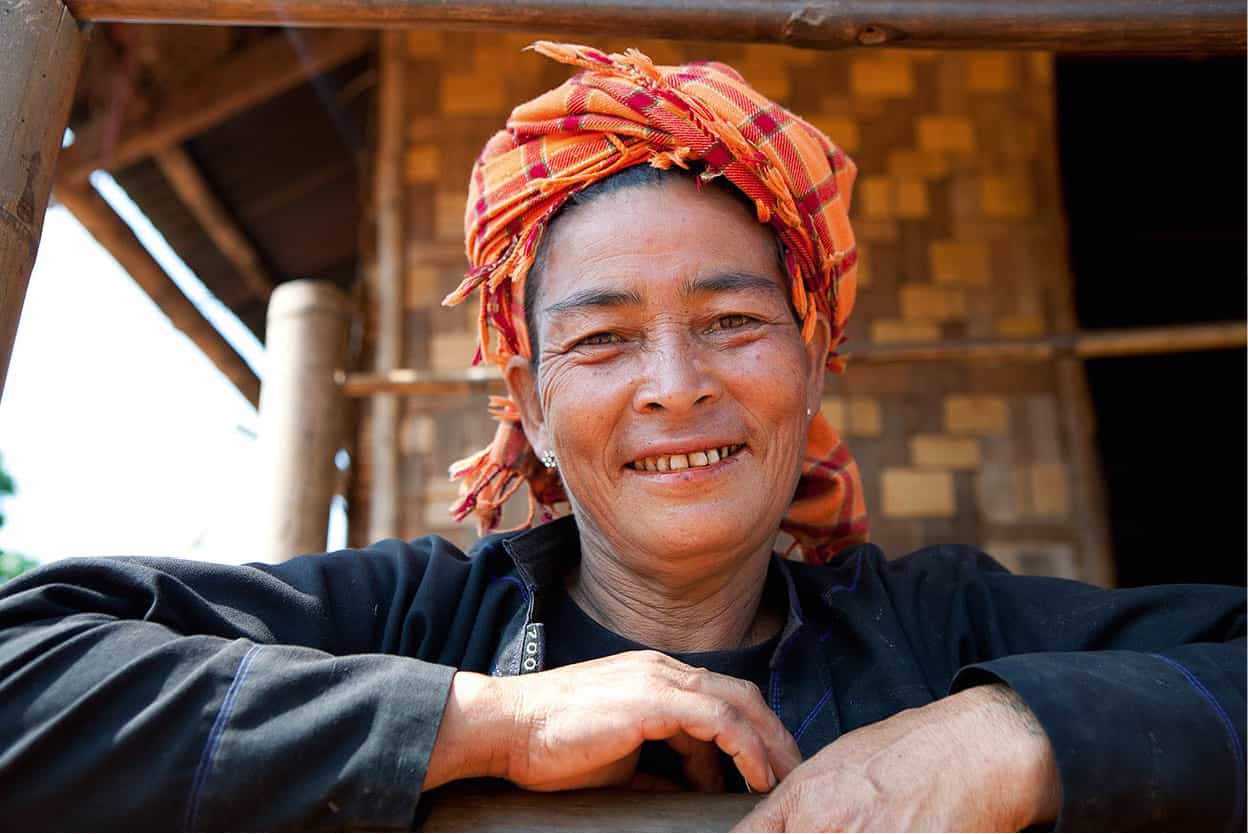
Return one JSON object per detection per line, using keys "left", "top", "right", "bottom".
{"left": 506, "top": 176, "right": 830, "bottom": 577}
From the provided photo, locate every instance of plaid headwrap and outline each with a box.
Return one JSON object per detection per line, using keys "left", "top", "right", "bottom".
{"left": 443, "top": 42, "right": 868, "bottom": 563}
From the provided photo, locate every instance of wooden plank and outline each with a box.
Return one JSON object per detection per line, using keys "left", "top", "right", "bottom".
{"left": 59, "top": 27, "right": 374, "bottom": 182}
{"left": 367, "top": 30, "right": 405, "bottom": 543}
{"left": 64, "top": 0, "right": 1247, "bottom": 53}
{"left": 55, "top": 181, "right": 262, "bottom": 407}
{"left": 336, "top": 322, "right": 1247, "bottom": 396}
{"left": 420, "top": 781, "right": 762, "bottom": 832}
{"left": 0, "top": 0, "right": 87, "bottom": 402}
{"left": 154, "top": 146, "right": 275, "bottom": 301}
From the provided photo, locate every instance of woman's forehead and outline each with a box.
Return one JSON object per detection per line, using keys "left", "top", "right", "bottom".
{"left": 537, "top": 178, "right": 785, "bottom": 306}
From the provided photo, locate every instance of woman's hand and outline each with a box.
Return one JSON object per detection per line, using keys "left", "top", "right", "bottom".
{"left": 732, "top": 684, "right": 1060, "bottom": 832}
{"left": 424, "top": 650, "right": 801, "bottom": 794}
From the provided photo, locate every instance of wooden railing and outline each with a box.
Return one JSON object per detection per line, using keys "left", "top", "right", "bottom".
{"left": 419, "top": 781, "right": 762, "bottom": 832}
{"left": 335, "top": 322, "right": 1247, "bottom": 397}
{"left": 62, "top": 0, "right": 1248, "bottom": 53}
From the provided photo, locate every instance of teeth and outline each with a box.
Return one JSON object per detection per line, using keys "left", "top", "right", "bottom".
{"left": 631, "top": 445, "right": 741, "bottom": 471}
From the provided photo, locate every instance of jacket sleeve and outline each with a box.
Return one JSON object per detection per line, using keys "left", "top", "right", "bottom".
{"left": 0, "top": 537, "right": 477, "bottom": 830}
{"left": 884, "top": 547, "right": 1245, "bottom": 832}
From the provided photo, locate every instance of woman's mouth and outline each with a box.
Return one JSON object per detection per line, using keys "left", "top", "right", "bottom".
{"left": 626, "top": 444, "right": 746, "bottom": 472}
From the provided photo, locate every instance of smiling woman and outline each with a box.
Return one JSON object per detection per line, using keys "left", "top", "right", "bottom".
{"left": 0, "top": 41, "right": 1243, "bottom": 832}
{"left": 504, "top": 174, "right": 824, "bottom": 651}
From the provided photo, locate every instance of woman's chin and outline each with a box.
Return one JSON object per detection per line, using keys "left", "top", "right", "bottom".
{"left": 610, "top": 502, "right": 778, "bottom": 566}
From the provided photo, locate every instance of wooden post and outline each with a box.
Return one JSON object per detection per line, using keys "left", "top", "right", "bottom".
{"left": 1032, "top": 56, "right": 1116, "bottom": 589}
{"left": 368, "top": 30, "right": 405, "bottom": 543}
{"left": 254, "top": 279, "right": 350, "bottom": 562}
{"left": 0, "top": 0, "right": 87, "bottom": 402}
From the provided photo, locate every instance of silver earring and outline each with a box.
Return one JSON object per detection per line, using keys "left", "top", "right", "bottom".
{"left": 540, "top": 449, "right": 557, "bottom": 469}
{"left": 806, "top": 407, "right": 813, "bottom": 418}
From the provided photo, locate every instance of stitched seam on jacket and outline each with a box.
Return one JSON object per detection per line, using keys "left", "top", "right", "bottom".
{"left": 794, "top": 687, "right": 834, "bottom": 741}
{"left": 184, "top": 644, "right": 262, "bottom": 831}
{"left": 1149, "top": 652, "right": 1245, "bottom": 828}
{"left": 768, "top": 634, "right": 799, "bottom": 714}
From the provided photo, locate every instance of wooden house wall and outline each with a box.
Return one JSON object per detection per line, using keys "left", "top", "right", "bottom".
{"left": 350, "top": 30, "right": 1109, "bottom": 583}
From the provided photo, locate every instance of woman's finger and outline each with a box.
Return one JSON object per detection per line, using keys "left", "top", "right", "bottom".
{"left": 665, "top": 663, "right": 802, "bottom": 781}
{"left": 721, "top": 678, "right": 802, "bottom": 780}
{"left": 661, "top": 690, "right": 776, "bottom": 792}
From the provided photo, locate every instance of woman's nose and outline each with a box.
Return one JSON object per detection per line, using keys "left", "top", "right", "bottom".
{"left": 632, "top": 336, "right": 722, "bottom": 414}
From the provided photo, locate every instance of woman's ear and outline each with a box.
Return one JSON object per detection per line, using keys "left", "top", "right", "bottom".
{"left": 503, "top": 354, "right": 547, "bottom": 456}
{"left": 803, "top": 312, "right": 833, "bottom": 412}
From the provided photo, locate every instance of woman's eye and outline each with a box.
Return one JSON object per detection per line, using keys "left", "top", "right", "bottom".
{"left": 576, "top": 331, "right": 622, "bottom": 347}
{"left": 711, "top": 314, "right": 755, "bottom": 331}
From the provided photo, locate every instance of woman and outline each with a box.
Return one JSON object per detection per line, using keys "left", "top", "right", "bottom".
{"left": 0, "top": 44, "right": 1243, "bottom": 831}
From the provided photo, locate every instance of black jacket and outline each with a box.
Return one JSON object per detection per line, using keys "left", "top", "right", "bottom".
{"left": 0, "top": 516, "right": 1243, "bottom": 830}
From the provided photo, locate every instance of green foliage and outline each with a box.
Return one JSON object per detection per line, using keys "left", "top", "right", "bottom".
{"left": 0, "top": 551, "right": 38, "bottom": 583}
{"left": 0, "top": 453, "right": 36, "bottom": 582}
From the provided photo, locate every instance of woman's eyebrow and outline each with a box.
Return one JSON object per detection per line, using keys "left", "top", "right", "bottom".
{"left": 543, "top": 288, "right": 643, "bottom": 318}
{"left": 680, "top": 271, "right": 785, "bottom": 298}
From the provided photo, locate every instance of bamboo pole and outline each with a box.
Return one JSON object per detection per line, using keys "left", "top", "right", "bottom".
{"left": 336, "top": 322, "right": 1246, "bottom": 396}
{"left": 0, "top": 0, "right": 87, "bottom": 403}
{"left": 367, "top": 30, "right": 405, "bottom": 543}
{"left": 55, "top": 181, "right": 262, "bottom": 407}
{"left": 155, "top": 146, "right": 276, "bottom": 302}
{"left": 62, "top": 0, "right": 1247, "bottom": 53}
{"left": 253, "top": 280, "right": 349, "bottom": 562}
{"left": 58, "top": 28, "right": 373, "bottom": 183}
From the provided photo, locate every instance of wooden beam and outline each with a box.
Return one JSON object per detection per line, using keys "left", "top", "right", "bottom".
{"left": 338, "top": 366, "right": 504, "bottom": 398}
{"left": 420, "top": 781, "right": 762, "bottom": 832}
{"left": 64, "top": 0, "right": 1247, "bottom": 53}
{"left": 154, "top": 146, "right": 275, "bottom": 301}
{"left": 0, "top": 0, "right": 87, "bottom": 403}
{"left": 367, "top": 30, "right": 405, "bottom": 542}
{"left": 59, "top": 27, "right": 374, "bottom": 182}
{"left": 55, "top": 181, "right": 262, "bottom": 407}
{"left": 336, "top": 322, "right": 1247, "bottom": 396}
{"left": 844, "top": 321, "right": 1247, "bottom": 364}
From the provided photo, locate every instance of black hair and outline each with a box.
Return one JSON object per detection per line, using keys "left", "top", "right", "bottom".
{"left": 522, "top": 164, "right": 787, "bottom": 361}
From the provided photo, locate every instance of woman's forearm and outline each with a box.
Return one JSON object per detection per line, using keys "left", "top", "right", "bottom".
{"left": 423, "top": 671, "right": 514, "bottom": 791}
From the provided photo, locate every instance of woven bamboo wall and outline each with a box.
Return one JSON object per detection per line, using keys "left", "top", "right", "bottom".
{"left": 350, "top": 30, "right": 1111, "bottom": 583}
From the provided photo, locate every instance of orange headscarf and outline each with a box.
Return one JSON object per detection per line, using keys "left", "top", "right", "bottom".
{"left": 443, "top": 42, "right": 868, "bottom": 563}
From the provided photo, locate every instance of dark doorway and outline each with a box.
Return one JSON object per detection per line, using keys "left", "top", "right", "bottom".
{"left": 1056, "top": 55, "right": 1246, "bottom": 588}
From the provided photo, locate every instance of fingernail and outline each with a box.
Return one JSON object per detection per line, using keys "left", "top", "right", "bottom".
{"left": 767, "top": 765, "right": 777, "bottom": 790}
